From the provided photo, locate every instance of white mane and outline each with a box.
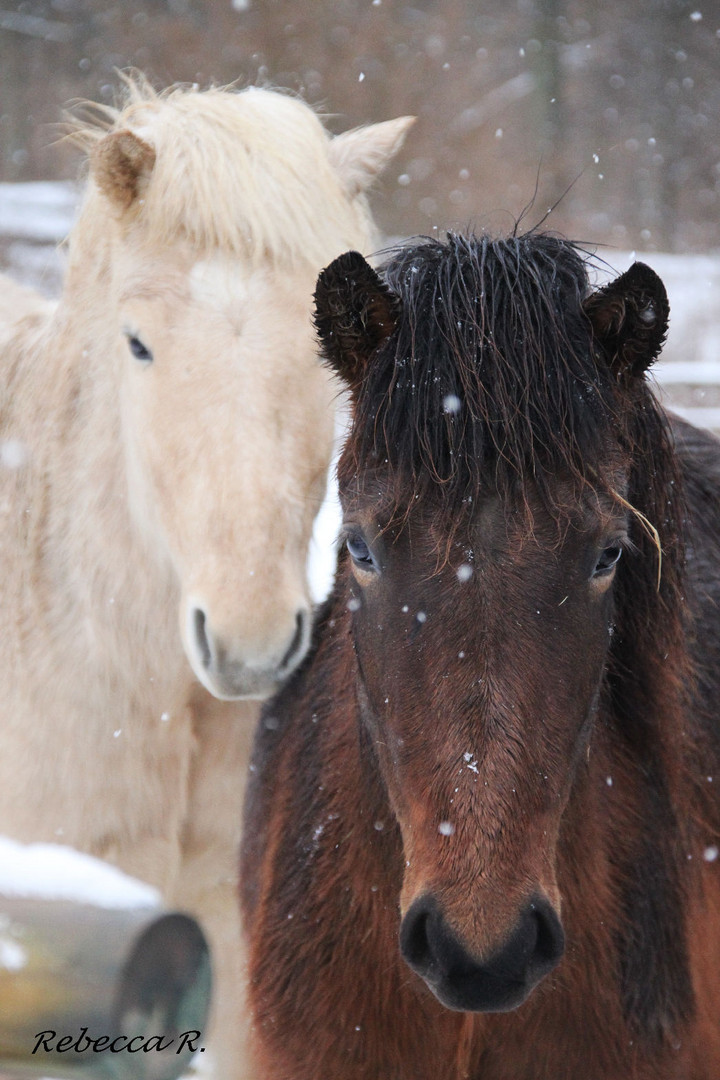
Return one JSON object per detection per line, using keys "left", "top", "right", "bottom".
{"left": 70, "top": 77, "right": 380, "bottom": 268}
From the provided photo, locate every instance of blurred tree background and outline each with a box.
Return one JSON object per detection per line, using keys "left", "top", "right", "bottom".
{"left": 1, "top": 0, "right": 719, "bottom": 253}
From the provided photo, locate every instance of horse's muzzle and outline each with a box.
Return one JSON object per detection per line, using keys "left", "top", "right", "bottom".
{"left": 184, "top": 604, "right": 311, "bottom": 700}
{"left": 399, "top": 893, "right": 564, "bottom": 1013}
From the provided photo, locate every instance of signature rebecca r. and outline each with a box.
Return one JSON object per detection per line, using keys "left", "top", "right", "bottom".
{"left": 32, "top": 1029, "right": 204, "bottom": 1055}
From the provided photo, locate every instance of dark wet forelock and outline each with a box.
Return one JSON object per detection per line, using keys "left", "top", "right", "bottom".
{"left": 341, "top": 232, "right": 622, "bottom": 517}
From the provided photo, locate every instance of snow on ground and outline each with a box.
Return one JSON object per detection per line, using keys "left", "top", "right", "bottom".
{"left": 0, "top": 181, "right": 79, "bottom": 243}
{"left": 0, "top": 835, "right": 160, "bottom": 909}
{"left": 0, "top": 182, "right": 76, "bottom": 295}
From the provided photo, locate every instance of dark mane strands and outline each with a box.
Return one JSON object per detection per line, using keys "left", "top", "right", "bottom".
{"left": 342, "top": 231, "right": 686, "bottom": 639}
{"left": 344, "top": 233, "right": 618, "bottom": 519}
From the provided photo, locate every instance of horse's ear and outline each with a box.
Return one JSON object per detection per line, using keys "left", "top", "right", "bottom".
{"left": 328, "top": 116, "right": 415, "bottom": 197}
{"left": 314, "top": 251, "right": 399, "bottom": 392}
{"left": 90, "top": 130, "right": 156, "bottom": 211}
{"left": 583, "top": 262, "right": 669, "bottom": 380}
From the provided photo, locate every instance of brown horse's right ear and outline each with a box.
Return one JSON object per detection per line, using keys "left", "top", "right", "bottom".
{"left": 314, "top": 251, "right": 399, "bottom": 392}
{"left": 90, "top": 129, "right": 156, "bottom": 211}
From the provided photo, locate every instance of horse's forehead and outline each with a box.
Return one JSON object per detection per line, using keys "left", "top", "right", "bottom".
{"left": 118, "top": 251, "right": 289, "bottom": 323}
{"left": 342, "top": 468, "right": 628, "bottom": 544}
{"left": 189, "top": 257, "right": 254, "bottom": 312}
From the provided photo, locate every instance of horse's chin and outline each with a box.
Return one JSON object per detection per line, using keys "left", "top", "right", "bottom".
{"left": 421, "top": 969, "right": 539, "bottom": 1014}
{"left": 190, "top": 662, "right": 281, "bottom": 702}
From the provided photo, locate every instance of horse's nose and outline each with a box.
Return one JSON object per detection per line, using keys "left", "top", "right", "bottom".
{"left": 399, "top": 893, "right": 564, "bottom": 1013}
{"left": 186, "top": 604, "right": 310, "bottom": 700}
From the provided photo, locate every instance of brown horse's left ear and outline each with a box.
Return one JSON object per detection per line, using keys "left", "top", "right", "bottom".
{"left": 90, "top": 129, "right": 156, "bottom": 212}
{"left": 583, "top": 262, "right": 669, "bottom": 380}
{"left": 314, "top": 251, "right": 399, "bottom": 392}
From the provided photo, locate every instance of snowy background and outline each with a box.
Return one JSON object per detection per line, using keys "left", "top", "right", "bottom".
{"left": 3, "top": 2, "right": 720, "bottom": 257}
{"left": 2, "top": 0, "right": 720, "bottom": 1049}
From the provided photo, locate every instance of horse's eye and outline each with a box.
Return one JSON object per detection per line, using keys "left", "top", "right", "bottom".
{"left": 346, "top": 534, "right": 375, "bottom": 569}
{"left": 593, "top": 544, "right": 623, "bottom": 577}
{"left": 127, "top": 335, "right": 153, "bottom": 363}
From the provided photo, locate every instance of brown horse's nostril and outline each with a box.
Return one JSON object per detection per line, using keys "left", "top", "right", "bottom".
{"left": 400, "top": 894, "right": 564, "bottom": 1014}
{"left": 529, "top": 895, "right": 565, "bottom": 972}
{"left": 399, "top": 900, "right": 433, "bottom": 973}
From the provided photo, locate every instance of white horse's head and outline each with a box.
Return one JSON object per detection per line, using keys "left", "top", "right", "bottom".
{"left": 72, "top": 81, "right": 413, "bottom": 699}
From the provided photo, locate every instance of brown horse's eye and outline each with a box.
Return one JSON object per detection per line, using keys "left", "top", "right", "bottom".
{"left": 593, "top": 544, "right": 622, "bottom": 577}
{"left": 126, "top": 334, "right": 153, "bottom": 363}
{"left": 346, "top": 534, "right": 376, "bottom": 571}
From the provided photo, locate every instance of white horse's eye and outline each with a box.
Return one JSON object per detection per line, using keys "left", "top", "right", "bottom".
{"left": 127, "top": 335, "right": 153, "bottom": 363}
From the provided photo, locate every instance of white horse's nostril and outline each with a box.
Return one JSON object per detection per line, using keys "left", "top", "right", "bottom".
{"left": 192, "top": 607, "right": 212, "bottom": 670}
{"left": 280, "top": 609, "right": 309, "bottom": 673}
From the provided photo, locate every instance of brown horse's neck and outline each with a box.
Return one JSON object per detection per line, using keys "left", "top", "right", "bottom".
{"left": 546, "top": 635, "right": 698, "bottom": 1057}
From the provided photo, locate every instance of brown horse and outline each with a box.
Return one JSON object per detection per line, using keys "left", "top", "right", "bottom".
{"left": 241, "top": 232, "right": 720, "bottom": 1079}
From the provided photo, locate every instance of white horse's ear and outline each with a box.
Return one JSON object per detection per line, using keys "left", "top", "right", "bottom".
{"left": 90, "top": 130, "right": 156, "bottom": 211}
{"left": 328, "top": 116, "right": 415, "bottom": 196}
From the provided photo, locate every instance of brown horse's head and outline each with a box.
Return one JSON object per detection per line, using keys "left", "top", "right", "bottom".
{"left": 314, "top": 236, "right": 678, "bottom": 1013}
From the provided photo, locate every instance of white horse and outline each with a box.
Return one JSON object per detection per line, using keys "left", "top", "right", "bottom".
{"left": 0, "top": 77, "right": 412, "bottom": 1077}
